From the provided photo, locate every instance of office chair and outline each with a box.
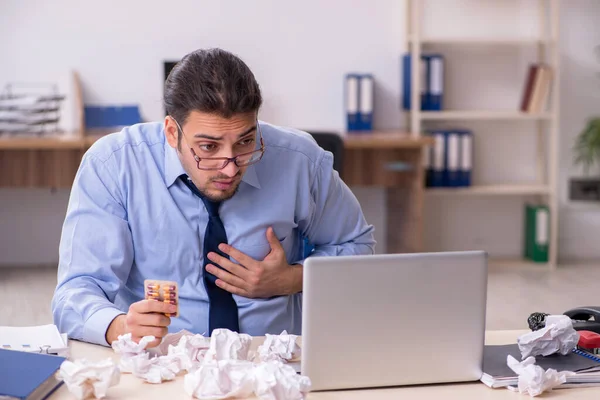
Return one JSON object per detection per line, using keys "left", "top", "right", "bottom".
{"left": 302, "top": 131, "right": 345, "bottom": 258}
{"left": 306, "top": 131, "right": 345, "bottom": 177}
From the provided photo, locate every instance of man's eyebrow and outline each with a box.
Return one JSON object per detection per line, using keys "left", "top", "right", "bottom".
{"left": 193, "top": 126, "right": 257, "bottom": 140}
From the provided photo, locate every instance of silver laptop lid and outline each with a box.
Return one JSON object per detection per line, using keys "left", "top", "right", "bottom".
{"left": 301, "top": 251, "right": 487, "bottom": 391}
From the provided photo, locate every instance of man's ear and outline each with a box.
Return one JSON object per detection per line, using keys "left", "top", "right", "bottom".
{"left": 164, "top": 116, "right": 178, "bottom": 149}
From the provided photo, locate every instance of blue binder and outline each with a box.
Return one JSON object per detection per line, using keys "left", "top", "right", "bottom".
{"left": 423, "top": 134, "right": 433, "bottom": 187}
{"left": 345, "top": 74, "right": 360, "bottom": 132}
{"left": 444, "top": 130, "right": 461, "bottom": 187}
{"left": 459, "top": 129, "right": 473, "bottom": 187}
{"left": 84, "top": 105, "right": 141, "bottom": 129}
{"left": 429, "top": 130, "right": 445, "bottom": 187}
{"left": 426, "top": 54, "right": 444, "bottom": 111}
{"left": 358, "top": 74, "right": 374, "bottom": 131}
{"left": 402, "top": 54, "right": 429, "bottom": 110}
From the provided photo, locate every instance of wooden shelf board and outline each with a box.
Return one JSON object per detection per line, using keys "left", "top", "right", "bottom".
{"left": 0, "top": 136, "right": 85, "bottom": 150}
{"left": 409, "top": 36, "right": 556, "bottom": 46}
{"left": 425, "top": 184, "right": 551, "bottom": 196}
{"left": 419, "top": 111, "right": 553, "bottom": 121}
{"left": 489, "top": 258, "right": 552, "bottom": 268}
{"left": 344, "top": 131, "right": 434, "bottom": 149}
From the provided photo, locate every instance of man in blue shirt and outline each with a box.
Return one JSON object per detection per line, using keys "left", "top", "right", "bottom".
{"left": 52, "top": 48, "right": 375, "bottom": 348}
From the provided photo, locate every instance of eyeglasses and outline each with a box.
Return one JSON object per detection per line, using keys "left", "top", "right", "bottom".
{"left": 171, "top": 117, "right": 265, "bottom": 171}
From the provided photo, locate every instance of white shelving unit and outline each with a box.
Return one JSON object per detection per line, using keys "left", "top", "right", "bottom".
{"left": 406, "top": 0, "right": 561, "bottom": 268}
{"left": 420, "top": 111, "right": 553, "bottom": 121}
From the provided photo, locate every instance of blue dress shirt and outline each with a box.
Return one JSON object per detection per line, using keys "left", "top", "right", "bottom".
{"left": 52, "top": 121, "right": 375, "bottom": 346}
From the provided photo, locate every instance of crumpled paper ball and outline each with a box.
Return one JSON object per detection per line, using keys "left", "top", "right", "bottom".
{"left": 253, "top": 360, "right": 311, "bottom": 400}
{"left": 507, "top": 355, "right": 574, "bottom": 397}
{"left": 111, "top": 333, "right": 155, "bottom": 357}
{"left": 57, "top": 358, "right": 120, "bottom": 399}
{"left": 518, "top": 315, "right": 580, "bottom": 359}
{"left": 183, "top": 359, "right": 256, "bottom": 400}
{"left": 256, "top": 330, "right": 301, "bottom": 363}
{"left": 124, "top": 352, "right": 180, "bottom": 384}
{"left": 171, "top": 334, "right": 212, "bottom": 366}
{"left": 204, "top": 329, "right": 252, "bottom": 362}
{"left": 149, "top": 329, "right": 195, "bottom": 356}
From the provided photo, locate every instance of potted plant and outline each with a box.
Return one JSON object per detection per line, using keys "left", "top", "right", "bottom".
{"left": 573, "top": 117, "right": 600, "bottom": 174}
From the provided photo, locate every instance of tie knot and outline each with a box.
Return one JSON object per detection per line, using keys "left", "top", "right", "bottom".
{"left": 202, "top": 197, "right": 221, "bottom": 217}
{"left": 179, "top": 175, "right": 221, "bottom": 216}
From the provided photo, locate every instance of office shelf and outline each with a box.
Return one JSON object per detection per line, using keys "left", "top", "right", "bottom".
{"left": 407, "top": 0, "right": 560, "bottom": 268}
{"left": 425, "top": 184, "right": 551, "bottom": 196}
{"left": 0, "top": 135, "right": 86, "bottom": 150}
{"left": 489, "top": 258, "right": 552, "bottom": 269}
{"left": 419, "top": 111, "right": 553, "bottom": 121}
{"left": 408, "top": 36, "right": 556, "bottom": 46}
{"left": 344, "top": 131, "right": 433, "bottom": 149}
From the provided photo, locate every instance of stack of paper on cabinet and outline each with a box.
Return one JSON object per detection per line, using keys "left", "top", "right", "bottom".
{"left": 482, "top": 344, "right": 600, "bottom": 389}
{"left": 0, "top": 324, "right": 68, "bottom": 357}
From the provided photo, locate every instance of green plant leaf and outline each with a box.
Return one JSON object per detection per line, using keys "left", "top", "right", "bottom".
{"left": 573, "top": 118, "right": 600, "bottom": 174}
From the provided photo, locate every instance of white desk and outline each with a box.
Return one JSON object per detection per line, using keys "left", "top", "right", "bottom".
{"left": 50, "top": 330, "right": 600, "bottom": 399}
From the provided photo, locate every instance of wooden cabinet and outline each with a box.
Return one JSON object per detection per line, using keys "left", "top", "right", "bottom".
{"left": 343, "top": 132, "right": 433, "bottom": 254}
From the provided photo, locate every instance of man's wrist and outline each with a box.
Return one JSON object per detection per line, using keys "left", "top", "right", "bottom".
{"left": 105, "top": 314, "right": 127, "bottom": 345}
{"left": 286, "top": 263, "right": 303, "bottom": 295}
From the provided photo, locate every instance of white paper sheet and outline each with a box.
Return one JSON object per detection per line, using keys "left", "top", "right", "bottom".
{"left": 0, "top": 324, "right": 68, "bottom": 356}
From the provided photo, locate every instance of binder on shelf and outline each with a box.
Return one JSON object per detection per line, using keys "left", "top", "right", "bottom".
{"left": 430, "top": 130, "right": 445, "bottom": 187}
{"left": 459, "top": 129, "right": 473, "bottom": 187}
{"left": 427, "top": 54, "right": 444, "bottom": 111}
{"left": 358, "top": 74, "right": 374, "bottom": 131}
{"left": 444, "top": 131, "right": 461, "bottom": 187}
{"left": 423, "top": 134, "right": 433, "bottom": 187}
{"left": 524, "top": 203, "right": 550, "bottom": 263}
{"left": 345, "top": 74, "right": 360, "bottom": 132}
{"left": 402, "top": 53, "right": 429, "bottom": 110}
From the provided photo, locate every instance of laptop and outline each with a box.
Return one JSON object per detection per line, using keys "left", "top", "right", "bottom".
{"left": 300, "top": 251, "right": 488, "bottom": 391}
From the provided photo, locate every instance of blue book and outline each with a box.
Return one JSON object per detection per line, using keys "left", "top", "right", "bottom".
{"left": 345, "top": 74, "right": 360, "bottom": 132}
{"left": 458, "top": 129, "right": 473, "bottom": 187}
{"left": 402, "top": 54, "right": 429, "bottom": 110}
{"left": 444, "top": 131, "right": 461, "bottom": 187}
{"left": 426, "top": 54, "right": 444, "bottom": 111}
{"left": 0, "top": 348, "right": 66, "bottom": 400}
{"left": 358, "top": 74, "right": 374, "bottom": 131}
{"left": 429, "top": 130, "right": 445, "bottom": 187}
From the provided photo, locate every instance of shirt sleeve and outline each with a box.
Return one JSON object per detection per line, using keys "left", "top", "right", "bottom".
{"left": 301, "top": 150, "right": 376, "bottom": 259}
{"left": 51, "top": 153, "right": 133, "bottom": 346}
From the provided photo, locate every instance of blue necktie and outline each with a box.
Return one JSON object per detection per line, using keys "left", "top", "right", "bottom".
{"left": 180, "top": 175, "right": 240, "bottom": 334}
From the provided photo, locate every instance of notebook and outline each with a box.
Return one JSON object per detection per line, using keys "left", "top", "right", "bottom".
{"left": 0, "top": 325, "right": 68, "bottom": 357}
{"left": 482, "top": 344, "right": 600, "bottom": 388}
{"left": 0, "top": 348, "right": 65, "bottom": 400}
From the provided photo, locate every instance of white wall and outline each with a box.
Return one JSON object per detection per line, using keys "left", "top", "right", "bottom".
{"left": 0, "top": 0, "right": 599, "bottom": 265}
{"left": 556, "top": 0, "right": 600, "bottom": 260}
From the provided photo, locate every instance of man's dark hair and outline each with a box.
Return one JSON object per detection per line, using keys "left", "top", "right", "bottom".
{"left": 164, "top": 48, "right": 262, "bottom": 141}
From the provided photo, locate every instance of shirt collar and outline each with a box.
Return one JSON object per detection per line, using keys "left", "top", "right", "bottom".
{"left": 164, "top": 139, "right": 187, "bottom": 188}
{"left": 164, "top": 137, "right": 261, "bottom": 189}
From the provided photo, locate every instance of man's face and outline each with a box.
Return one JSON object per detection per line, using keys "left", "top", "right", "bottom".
{"left": 165, "top": 111, "right": 258, "bottom": 202}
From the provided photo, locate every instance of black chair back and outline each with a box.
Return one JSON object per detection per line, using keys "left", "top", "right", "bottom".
{"left": 307, "top": 132, "right": 345, "bottom": 177}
